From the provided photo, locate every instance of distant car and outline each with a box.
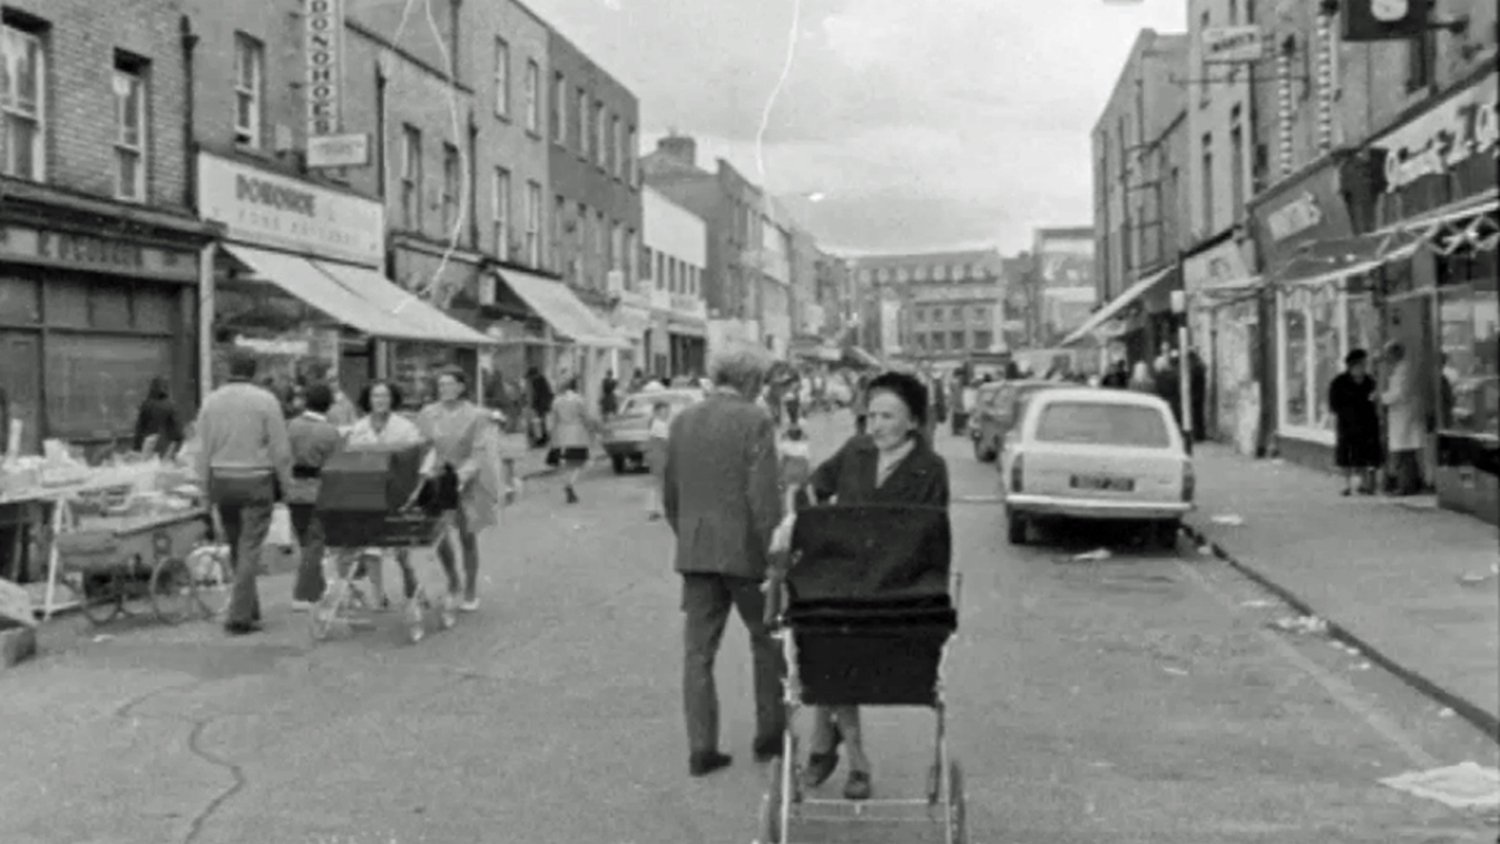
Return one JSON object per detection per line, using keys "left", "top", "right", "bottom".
{"left": 1000, "top": 388, "right": 1193, "bottom": 548}
{"left": 601, "top": 388, "right": 704, "bottom": 473}
{"left": 971, "top": 380, "right": 1071, "bottom": 463}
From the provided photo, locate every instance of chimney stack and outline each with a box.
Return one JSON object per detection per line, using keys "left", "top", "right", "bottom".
{"left": 657, "top": 132, "right": 697, "bottom": 168}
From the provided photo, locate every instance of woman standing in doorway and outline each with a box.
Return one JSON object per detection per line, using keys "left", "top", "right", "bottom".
{"left": 419, "top": 368, "right": 501, "bottom": 612}
{"left": 1329, "top": 349, "right": 1382, "bottom": 496}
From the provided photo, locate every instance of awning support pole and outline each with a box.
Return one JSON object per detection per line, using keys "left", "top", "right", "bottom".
{"left": 199, "top": 242, "right": 217, "bottom": 405}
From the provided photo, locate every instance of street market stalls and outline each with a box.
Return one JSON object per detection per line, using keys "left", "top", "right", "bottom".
{"left": 197, "top": 152, "right": 494, "bottom": 406}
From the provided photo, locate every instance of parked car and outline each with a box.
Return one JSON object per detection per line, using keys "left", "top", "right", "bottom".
{"left": 1000, "top": 388, "right": 1193, "bottom": 548}
{"left": 601, "top": 388, "right": 704, "bottom": 473}
{"left": 971, "top": 380, "right": 1071, "bottom": 463}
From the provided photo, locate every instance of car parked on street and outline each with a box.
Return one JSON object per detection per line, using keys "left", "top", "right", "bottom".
{"left": 601, "top": 388, "right": 704, "bottom": 473}
{"left": 971, "top": 380, "right": 1071, "bottom": 463}
{"left": 1000, "top": 387, "right": 1193, "bottom": 548}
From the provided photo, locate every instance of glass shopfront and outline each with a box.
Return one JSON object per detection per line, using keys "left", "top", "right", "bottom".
{"left": 1436, "top": 252, "right": 1499, "bottom": 439}
{"left": 1277, "top": 275, "right": 1381, "bottom": 442}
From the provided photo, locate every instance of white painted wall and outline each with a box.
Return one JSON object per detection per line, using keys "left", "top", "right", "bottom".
{"left": 644, "top": 186, "right": 707, "bottom": 271}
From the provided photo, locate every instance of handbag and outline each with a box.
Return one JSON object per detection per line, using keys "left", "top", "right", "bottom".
{"left": 545, "top": 447, "right": 561, "bottom": 467}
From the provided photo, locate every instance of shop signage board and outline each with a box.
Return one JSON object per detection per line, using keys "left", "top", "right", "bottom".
{"left": 1202, "top": 26, "right": 1266, "bottom": 64}
{"left": 0, "top": 223, "right": 198, "bottom": 282}
{"left": 1265, "top": 191, "right": 1324, "bottom": 242}
{"left": 1184, "top": 239, "right": 1253, "bottom": 293}
{"left": 1250, "top": 161, "right": 1355, "bottom": 273}
{"left": 197, "top": 152, "right": 384, "bottom": 267}
{"left": 307, "top": 133, "right": 368, "bottom": 168}
{"left": 1341, "top": 0, "right": 1430, "bottom": 42}
{"left": 1371, "top": 72, "right": 1498, "bottom": 193}
{"left": 305, "top": 0, "right": 343, "bottom": 138}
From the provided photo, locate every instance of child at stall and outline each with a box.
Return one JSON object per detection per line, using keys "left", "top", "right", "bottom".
{"left": 646, "top": 401, "right": 673, "bottom": 520}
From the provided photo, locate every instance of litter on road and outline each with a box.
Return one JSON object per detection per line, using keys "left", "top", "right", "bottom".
{"left": 1269, "top": 615, "right": 1328, "bottom": 635}
{"left": 1072, "top": 548, "right": 1112, "bottom": 561}
{"left": 1379, "top": 762, "right": 1500, "bottom": 810}
{"left": 1161, "top": 666, "right": 1188, "bottom": 676}
{"left": 1239, "top": 599, "right": 1276, "bottom": 608}
{"left": 1210, "top": 514, "right": 1245, "bottom": 526}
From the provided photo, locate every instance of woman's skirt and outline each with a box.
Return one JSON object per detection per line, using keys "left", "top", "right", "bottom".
{"left": 1335, "top": 428, "right": 1383, "bottom": 468}
{"left": 560, "top": 446, "right": 590, "bottom": 467}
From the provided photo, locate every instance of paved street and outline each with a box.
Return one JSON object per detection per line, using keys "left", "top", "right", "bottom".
{"left": 2, "top": 411, "right": 1497, "bottom": 844}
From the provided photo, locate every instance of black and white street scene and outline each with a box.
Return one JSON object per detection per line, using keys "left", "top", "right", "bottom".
{"left": 0, "top": 0, "right": 1497, "bottom": 842}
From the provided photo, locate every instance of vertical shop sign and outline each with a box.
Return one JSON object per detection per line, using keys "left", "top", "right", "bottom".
{"left": 305, "top": 0, "right": 342, "bottom": 138}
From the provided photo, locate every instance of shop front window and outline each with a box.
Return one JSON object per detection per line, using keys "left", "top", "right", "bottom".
{"left": 1439, "top": 281, "right": 1500, "bottom": 437}
{"left": 1282, "top": 302, "right": 1308, "bottom": 427}
{"left": 46, "top": 334, "right": 172, "bottom": 441}
{"left": 390, "top": 342, "right": 477, "bottom": 409}
{"left": 1345, "top": 292, "right": 1379, "bottom": 360}
{"left": 1311, "top": 292, "right": 1339, "bottom": 432}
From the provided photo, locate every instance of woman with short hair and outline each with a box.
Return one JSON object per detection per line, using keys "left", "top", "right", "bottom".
{"left": 419, "top": 368, "right": 501, "bottom": 611}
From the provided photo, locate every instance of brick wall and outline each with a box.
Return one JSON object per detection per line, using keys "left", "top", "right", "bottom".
{"left": 6, "top": 0, "right": 189, "bottom": 209}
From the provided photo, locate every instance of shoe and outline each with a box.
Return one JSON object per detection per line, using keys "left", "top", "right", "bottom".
{"left": 689, "top": 751, "right": 733, "bottom": 777}
{"left": 843, "top": 770, "right": 872, "bottom": 800}
{"left": 565, "top": 485, "right": 579, "bottom": 504}
{"left": 805, "top": 751, "right": 839, "bottom": 787}
{"left": 753, "top": 736, "right": 782, "bottom": 763}
{"left": 460, "top": 598, "right": 480, "bottom": 613}
{"left": 224, "top": 621, "right": 263, "bottom": 636}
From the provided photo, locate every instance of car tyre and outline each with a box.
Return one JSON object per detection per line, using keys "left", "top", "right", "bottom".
{"left": 1006, "top": 508, "right": 1028, "bottom": 545}
{"left": 1153, "top": 519, "right": 1180, "bottom": 551}
{"left": 610, "top": 454, "right": 628, "bottom": 475}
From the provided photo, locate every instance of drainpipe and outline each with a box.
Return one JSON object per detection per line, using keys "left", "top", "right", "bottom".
{"left": 180, "top": 16, "right": 198, "bottom": 211}
{"left": 374, "top": 54, "right": 390, "bottom": 380}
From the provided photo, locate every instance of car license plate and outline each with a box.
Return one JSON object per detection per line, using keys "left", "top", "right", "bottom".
{"left": 1070, "top": 474, "right": 1134, "bottom": 492}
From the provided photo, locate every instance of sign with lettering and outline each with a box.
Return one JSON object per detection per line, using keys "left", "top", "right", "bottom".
{"left": 1342, "top": 0, "right": 1427, "bottom": 42}
{"left": 1202, "top": 26, "right": 1266, "bottom": 64}
{"left": 307, "top": 133, "right": 369, "bottom": 168}
{"left": 1372, "top": 72, "right": 1498, "bottom": 193}
{"left": 1265, "top": 191, "right": 1325, "bottom": 242}
{"left": 0, "top": 224, "right": 198, "bottom": 282}
{"left": 197, "top": 152, "right": 384, "bottom": 266}
{"left": 305, "top": 0, "right": 343, "bottom": 137}
{"left": 1183, "top": 238, "right": 1253, "bottom": 294}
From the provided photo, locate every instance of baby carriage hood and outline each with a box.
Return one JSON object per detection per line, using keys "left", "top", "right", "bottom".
{"left": 785, "top": 503, "right": 953, "bottom": 608}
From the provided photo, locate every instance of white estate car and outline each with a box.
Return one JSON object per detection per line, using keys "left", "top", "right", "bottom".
{"left": 1000, "top": 387, "right": 1194, "bottom": 548}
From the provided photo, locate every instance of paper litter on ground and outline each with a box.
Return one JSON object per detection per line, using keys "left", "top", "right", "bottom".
{"left": 1072, "top": 548, "right": 1112, "bottom": 561}
{"left": 1379, "top": 762, "right": 1500, "bottom": 809}
{"left": 1239, "top": 599, "right": 1276, "bottom": 608}
{"left": 1210, "top": 514, "right": 1244, "bottom": 526}
{"left": 1270, "top": 615, "right": 1328, "bottom": 635}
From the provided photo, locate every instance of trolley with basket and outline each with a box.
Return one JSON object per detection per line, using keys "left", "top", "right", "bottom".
{"left": 758, "top": 502, "right": 966, "bottom": 844}
{"left": 308, "top": 443, "right": 461, "bottom": 644}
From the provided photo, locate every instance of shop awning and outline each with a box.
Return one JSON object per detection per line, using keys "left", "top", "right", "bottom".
{"left": 221, "top": 244, "right": 426, "bottom": 341}
{"left": 668, "top": 318, "right": 707, "bottom": 338}
{"left": 312, "top": 260, "right": 495, "bottom": 346}
{"left": 496, "top": 267, "right": 629, "bottom": 348}
{"left": 1059, "top": 266, "right": 1175, "bottom": 347}
{"left": 1273, "top": 232, "right": 1424, "bottom": 289}
{"left": 1384, "top": 190, "right": 1499, "bottom": 255}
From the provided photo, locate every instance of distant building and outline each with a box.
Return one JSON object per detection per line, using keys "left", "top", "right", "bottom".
{"left": 848, "top": 249, "right": 1004, "bottom": 372}
{"left": 641, "top": 186, "right": 708, "bottom": 377}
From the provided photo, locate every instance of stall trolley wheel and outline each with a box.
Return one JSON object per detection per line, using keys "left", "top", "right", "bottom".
{"left": 149, "top": 556, "right": 197, "bottom": 625}
{"left": 79, "top": 571, "right": 125, "bottom": 626}
{"left": 405, "top": 590, "right": 427, "bottom": 644}
{"left": 757, "top": 760, "right": 784, "bottom": 844}
{"left": 945, "top": 760, "right": 967, "bottom": 844}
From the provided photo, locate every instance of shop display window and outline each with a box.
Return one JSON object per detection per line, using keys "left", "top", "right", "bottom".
{"left": 1439, "top": 281, "right": 1499, "bottom": 438}
{"left": 46, "top": 334, "right": 172, "bottom": 441}
{"left": 1345, "top": 294, "right": 1379, "bottom": 360}
{"left": 0, "top": 275, "right": 39, "bottom": 323}
{"left": 1312, "top": 293, "right": 1339, "bottom": 432}
{"left": 1282, "top": 304, "right": 1309, "bottom": 427}
{"left": 391, "top": 342, "right": 477, "bottom": 408}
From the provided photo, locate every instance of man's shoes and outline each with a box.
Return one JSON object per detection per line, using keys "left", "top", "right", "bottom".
{"left": 688, "top": 751, "right": 733, "bottom": 777}
{"left": 753, "top": 736, "right": 782, "bottom": 762}
{"left": 224, "top": 621, "right": 263, "bottom": 636}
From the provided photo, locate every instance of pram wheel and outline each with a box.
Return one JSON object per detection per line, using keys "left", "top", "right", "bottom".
{"left": 438, "top": 592, "right": 457, "bottom": 630}
{"left": 757, "top": 760, "right": 784, "bottom": 844}
{"left": 310, "top": 586, "right": 345, "bottom": 641}
{"left": 405, "top": 594, "right": 426, "bottom": 644}
{"left": 945, "top": 761, "right": 967, "bottom": 844}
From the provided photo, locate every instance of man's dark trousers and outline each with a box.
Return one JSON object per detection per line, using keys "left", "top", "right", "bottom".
{"left": 213, "top": 474, "right": 275, "bottom": 626}
{"left": 681, "top": 573, "right": 786, "bottom": 756}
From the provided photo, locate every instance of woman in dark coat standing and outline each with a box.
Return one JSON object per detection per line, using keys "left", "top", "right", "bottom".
{"left": 133, "top": 376, "right": 183, "bottom": 457}
{"left": 797, "top": 371, "right": 950, "bottom": 802}
{"left": 1329, "top": 348, "right": 1382, "bottom": 496}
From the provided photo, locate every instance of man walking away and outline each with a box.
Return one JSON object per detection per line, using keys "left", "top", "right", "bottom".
{"left": 196, "top": 350, "right": 293, "bottom": 635}
{"left": 663, "top": 347, "right": 786, "bottom": 777}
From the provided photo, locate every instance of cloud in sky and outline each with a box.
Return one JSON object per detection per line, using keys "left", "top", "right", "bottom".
{"left": 522, "top": 0, "right": 1186, "bottom": 253}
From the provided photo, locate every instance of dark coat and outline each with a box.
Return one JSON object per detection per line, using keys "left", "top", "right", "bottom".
{"left": 1329, "top": 371, "right": 1383, "bottom": 468}
{"left": 133, "top": 396, "right": 183, "bottom": 456}
{"left": 807, "top": 434, "right": 949, "bottom": 509}
{"left": 663, "top": 391, "right": 783, "bottom": 580}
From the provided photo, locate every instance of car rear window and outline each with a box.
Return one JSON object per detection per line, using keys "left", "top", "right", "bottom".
{"left": 1034, "top": 401, "right": 1173, "bottom": 448}
{"left": 621, "top": 393, "right": 693, "bottom": 417}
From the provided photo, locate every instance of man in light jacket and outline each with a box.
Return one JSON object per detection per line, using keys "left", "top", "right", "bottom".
{"left": 663, "top": 346, "right": 785, "bottom": 777}
{"left": 196, "top": 350, "right": 293, "bottom": 635}
{"left": 1381, "top": 341, "right": 1424, "bottom": 496}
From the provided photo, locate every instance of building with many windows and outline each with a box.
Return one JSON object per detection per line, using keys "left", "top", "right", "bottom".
{"left": 0, "top": 0, "right": 219, "bottom": 452}
{"left": 641, "top": 186, "right": 708, "bottom": 376}
{"left": 849, "top": 250, "right": 1004, "bottom": 372}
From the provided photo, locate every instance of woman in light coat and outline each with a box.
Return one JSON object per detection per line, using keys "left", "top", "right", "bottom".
{"left": 1381, "top": 342, "right": 1424, "bottom": 496}
{"left": 547, "top": 378, "right": 597, "bottom": 504}
{"left": 419, "top": 368, "right": 501, "bottom": 611}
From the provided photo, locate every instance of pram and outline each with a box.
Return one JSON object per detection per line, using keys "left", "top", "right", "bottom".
{"left": 759, "top": 503, "right": 966, "bottom": 844}
{"left": 309, "top": 445, "right": 461, "bottom": 645}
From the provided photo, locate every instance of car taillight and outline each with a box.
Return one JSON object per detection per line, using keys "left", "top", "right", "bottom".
{"left": 1011, "top": 453, "right": 1025, "bottom": 493}
{"left": 1182, "top": 459, "right": 1195, "bottom": 502}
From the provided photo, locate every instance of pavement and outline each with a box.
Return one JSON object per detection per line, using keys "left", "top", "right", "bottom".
{"left": 1, "top": 411, "right": 1496, "bottom": 843}
{"left": 1183, "top": 443, "right": 1500, "bottom": 741}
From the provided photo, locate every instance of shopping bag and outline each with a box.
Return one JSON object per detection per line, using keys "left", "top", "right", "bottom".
{"left": 266, "top": 503, "right": 294, "bottom": 548}
{"left": 545, "top": 447, "right": 561, "bottom": 467}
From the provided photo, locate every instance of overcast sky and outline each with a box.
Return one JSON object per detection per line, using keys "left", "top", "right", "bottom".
{"left": 520, "top": 0, "right": 1186, "bottom": 255}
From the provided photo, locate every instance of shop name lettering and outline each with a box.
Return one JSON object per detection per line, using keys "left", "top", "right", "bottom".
{"left": 1380, "top": 86, "right": 1499, "bottom": 192}
{"left": 305, "top": 0, "right": 341, "bottom": 136}
{"left": 236, "top": 175, "right": 317, "bottom": 217}
{"left": 35, "top": 232, "right": 144, "bottom": 269}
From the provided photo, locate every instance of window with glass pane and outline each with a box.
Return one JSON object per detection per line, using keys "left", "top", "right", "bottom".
{"left": 441, "top": 144, "right": 460, "bottom": 233}
{"left": 493, "top": 38, "right": 509, "bottom": 116}
{"left": 974, "top": 330, "right": 993, "bottom": 351}
{"left": 113, "top": 66, "right": 146, "bottom": 201}
{"left": 233, "top": 33, "right": 262, "bottom": 147}
{"left": 0, "top": 276, "right": 39, "bottom": 323}
{"left": 402, "top": 125, "right": 422, "bottom": 228}
{"left": 551, "top": 72, "right": 565, "bottom": 143}
{"left": 594, "top": 102, "right": 606, "bottom": 167}
{"left": 950, "top": 330, "right": 965, "bottom": 349}
{"left": 1, "top": 24, "right": 46, "bottom": 179}
{"left": 493, "top": 168, "right": 510, "bottom": 259}
{"left": 626, "top": 125, "right": 637, "bottom": 185}
{"left": 526, "top": 181, "right": 541, "bottom": 266}
{"left": 524, "top": 60, "right": 539, "bottom": 132}
{"left": 46, "top": 334, "right": 172, "bottom": 440}
{"left": 1346, "top": 293, "right": 1378, "bottom": 359}
{"left": 1282, "top": 302, "right": 1308, "bottom": 426}
{"left": 932, "top": 333, "right": 946, "bottom": 351}
{"left": 1440, "top": 282, "right": 1500, "bottom": 436}
{"left": 576, "top": 88, "right": 587, "bottom": 155}
{"left": 1311, "top": 292, "right": 1339, "bottom": 431}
